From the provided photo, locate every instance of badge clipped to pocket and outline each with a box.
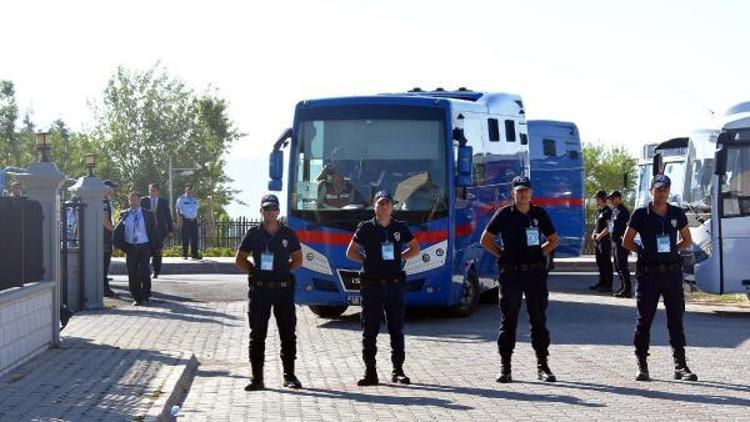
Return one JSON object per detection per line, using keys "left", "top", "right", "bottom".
{"left": 656, "top": 235, "right": 671, "bottom": 253}
{"left": 526, "top": 227, "right": 540, "bottom": 247}
{"left": 260, "top": 252, "right": 275, "bottom": 271}
{"left": 382, "top": 242, "right": 395, "bottom": 261}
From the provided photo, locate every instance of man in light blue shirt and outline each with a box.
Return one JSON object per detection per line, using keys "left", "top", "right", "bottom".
{"left": 114, "top": 191, "right": 156, "bottom": 306}
{"left": 175, "top": 184, "right": 201, "bottom": 259}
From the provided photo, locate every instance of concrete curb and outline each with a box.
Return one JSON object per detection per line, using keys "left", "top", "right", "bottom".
{"left": 143, "top": 352, "right": 199, "bottom": 422}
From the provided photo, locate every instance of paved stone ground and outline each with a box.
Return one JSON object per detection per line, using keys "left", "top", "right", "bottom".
{"left": 1, "top": 273, "right": 748, "bottom": 421}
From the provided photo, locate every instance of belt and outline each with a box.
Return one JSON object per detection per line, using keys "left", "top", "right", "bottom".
{"left": 502, "top": 261, "right": 547, "bottom": 272}
{"left": 128, "top": 243, "right": 150, "bottom": 248}
{"left": 361, "top": 274, "right": 403, "bottom": 286}
{"left": 253, "top": 280, "right": 292, "bottom": 288}
{"left": 638, "top": 263, "right": 682, "bottom": 274}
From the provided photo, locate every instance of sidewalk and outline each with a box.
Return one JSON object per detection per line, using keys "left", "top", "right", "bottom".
{"left": 110, "top": 255, "right": 635, "bottom": 275}
{"left": 1, "top": 274, "right": 748, "bottom": 421}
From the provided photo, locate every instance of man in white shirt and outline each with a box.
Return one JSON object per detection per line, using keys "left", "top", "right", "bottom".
{"left": 114, "top": 191, "right": 157, "bottom": 306}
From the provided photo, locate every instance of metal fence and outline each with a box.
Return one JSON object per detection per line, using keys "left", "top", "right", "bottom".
{"left": 166, "top": 216, "right": 265, "bottom": 251}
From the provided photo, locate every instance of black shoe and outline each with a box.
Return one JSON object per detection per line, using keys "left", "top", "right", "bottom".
{"left": 674, "top": 365, "right": 698, "bottom": 381}
{"left": 358, "top": 368, "right": 379, "bottom": 386}
{"left": 182, "top": 256, "right": 188, "bottom": 260}
{"left": 192, "top": 255, "right": 203, "bottom": 260}
{"left": 636, "top": 354, "right": 650, "bottom": 381}
{"left": 283, "top": 375, "right": 303, "bottom": 389}
{"left": 495, "top": 369, "right": 512, "bottom": 383}
{"left": 391, "top": 370, "right": 411, "bottom": 384}
{"left": 589, "top": 282, "right": 604, "bottom": 291}
{"left": 244, "top": 379, "right": 265, "bottom": 391}
{"left": 153, "top": 273, "right": 159, "bottom": 279}
{"left": 537, "top": 363, "right": 557, "bottom": 382}
{"left": 104, "top": 289, "right": 119, "bottom": 298}
{"left": 614, "top": 288, "right": 633, "bottom": 298}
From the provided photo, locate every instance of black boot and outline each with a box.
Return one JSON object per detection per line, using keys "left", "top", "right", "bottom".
{"left": 589, "top": 278, "right": 604, "bottom": 291}
{"left": 597, "top": 275, "right": 613, "bottom": 293}
{"left": 614, "top": 278, "right": 632, "bottom": 298}
{"left": 495, "top": 355, "right": 512, "bottom": 383}
{"left": 358, "top": 363, "right": 379, "bottom": 386}
{"left": 391, "top": 367, "right": 411, "bottom": 384}
{"left": 537, "top": 355, "right": 557, "bottom": 382}
{"left": 283, "top": 360, "right": 302, "bottom": 389}
{"left": 674, "top": 353, "right": 698, "bottom": 381}
{"left": 245, "top": 363, "right": 265, "bottom": 391}
{"left": 636, "top": 353, "right": 650, "bottom": 381}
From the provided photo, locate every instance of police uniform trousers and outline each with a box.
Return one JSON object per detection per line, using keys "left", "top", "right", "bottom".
{"left": 633, "top": 271, "right": 686, "bottom": 356}
{"left": 497, "top": 268, "right": 551, "bottom": 358}
{"left": 360, "top": 278, "right": 406, "bottom": 369}
{"left": 595, "top": 238, "right": 614, "bottom": 284}
{"left": 612, "top": 241, "right": 631, "bottom": 285}
{"left": 247, "top": 280, "right": 297, "bottom": 370}
{"left": 125, "top": 244, "right": 151, "bottom": 302}
{"left": 181, "top": 218, "right": 199, "bottom": 257}
{"left": 103, "top": 228, "right": 113, "bottom": 290}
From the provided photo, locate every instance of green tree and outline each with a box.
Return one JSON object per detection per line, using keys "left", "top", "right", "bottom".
{"left": 583, "top": 143, "right": 637, "bottom": 221}
{"left": 92, "top": 64, "right": 242, "bottom": 216}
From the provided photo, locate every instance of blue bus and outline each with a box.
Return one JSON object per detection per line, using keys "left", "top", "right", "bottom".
{"left": 527, "top": 120, "right": 585, "bottom": 258}
{"left": 267, "top": 88, "right": 530, "bottom": 317}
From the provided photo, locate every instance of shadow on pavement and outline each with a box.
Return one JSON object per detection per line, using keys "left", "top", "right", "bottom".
{"left": 271, "top": 386, "right": 472, "bottom": 410}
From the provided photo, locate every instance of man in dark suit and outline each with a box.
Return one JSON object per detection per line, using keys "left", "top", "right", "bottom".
{"left": 141, "top": 183, "right": 174, "bottom": 279}
{"left": 114, "top": 191, "right": 157, "bottom": 306}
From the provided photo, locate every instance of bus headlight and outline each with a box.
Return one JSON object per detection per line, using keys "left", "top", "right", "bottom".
{"left": 404, "top": 240, "right": 448, "bottom": 275}
{"left": 300, "top": 243, "right": 333, "bottom": 275}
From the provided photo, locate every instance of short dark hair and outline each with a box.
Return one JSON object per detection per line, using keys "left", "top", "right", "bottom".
{"left": 149, "top": 183, "right": 160, "bottom": 190}
{"left": 128, "top": 191, "right": 141, "bottom": 198}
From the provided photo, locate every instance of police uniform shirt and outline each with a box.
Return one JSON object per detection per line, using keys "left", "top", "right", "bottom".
{"left": 239, "top": 224, "right": 301, "bottom": 282}
{"left": 628, "top": 203, "right": 688, "bottom": 265}
{"left": 595, "top": 205, "right": 613, "bottom": 238}
{"left": 486, "top": 204, "right": 555, "bottom": 265}
{"left": 103, "top": 199, "right": 113, "bottom": 244}
{"left": 611, "top": 204, "right": 630, "bottom": 243}
{"left": 176, "top": 195, "right": 199, "bottom": 219}
{"left": 353, "top": 218, "right": 414, "bottom": 277}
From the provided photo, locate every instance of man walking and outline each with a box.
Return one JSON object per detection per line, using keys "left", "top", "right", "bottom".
{"left": 114, "top": 191, "right": 157, "bottom": 306}
{"left": 141, "top": 183, "right": 174, "bottom": 279}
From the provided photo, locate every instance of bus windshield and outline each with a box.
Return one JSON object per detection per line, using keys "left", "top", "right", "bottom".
{"left": 663, "top": 161, "right": 686, "bottom": 204}
{"left": 685, "top": 131, "right": 718, "bottom": 211}
{"left": 636, "top": 164, "right": 653, "bottom": 208}
{"left": 721, "top": 142, "right": 750, "bottom": 218}
{"left": 290, "top": 105, "right": 448, "bottom": 227}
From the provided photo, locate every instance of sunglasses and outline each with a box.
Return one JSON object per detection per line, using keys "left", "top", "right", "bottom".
{"left": 262, "top": 206, "right": 280, "bottom": 211}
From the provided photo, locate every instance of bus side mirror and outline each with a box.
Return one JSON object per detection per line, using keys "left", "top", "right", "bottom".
{"left": 714, "top": 145, "right": 727, "bottom": 175}
{"left": 456, "top": 145, "right": 473, "bottom": 187}
{"left": 652, "top": 152, "right": 663, "bottom": 176}
{"left": 268, "top": 150, "right": 284, "bottom": 191}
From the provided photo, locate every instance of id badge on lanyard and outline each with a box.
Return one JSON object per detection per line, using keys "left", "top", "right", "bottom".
{"left": 382, "top": 242, "right": 395, "bottom": 260}
{"left": 526, "top": 227, "right": 540, "bottom": 247}
{"left": 608, "top": 221, "right": 614, "bottom": 234}
{"left": 261, "top": 251, "right": 275, "bottom": 271}
{"left": 656, "top": 235, "right": 671, "bottom": 253}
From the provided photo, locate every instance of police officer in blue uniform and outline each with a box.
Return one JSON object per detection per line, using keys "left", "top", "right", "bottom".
{"left": 235, "top": 194, "right": 303, "bottom": 391}
{"left": 480, "top": 176, "right": 560, "bottom": 383}
{"left": 175, "top": 184, "right": 201, "bottom": 260}
{"left": 345, "top": 190, "right": 421, "bottom": 386}
{"left": 623, "top": 175, "right": 697, "bottom": 381}
{"left": 103, "top": 180, "right": 118, "bottom": 298}
{"left": 590, "top": 190, "right": 614, "bottom": 292}
{"left": 608, "top": 191, "right": 632, "bottom": 298}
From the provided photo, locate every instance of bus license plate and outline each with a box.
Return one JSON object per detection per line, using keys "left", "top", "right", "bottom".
{"left": 347, "top": 295, "right": 362, "bottom": 306}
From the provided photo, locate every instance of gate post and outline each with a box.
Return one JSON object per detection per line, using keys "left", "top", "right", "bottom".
{"left": 16, "top": 161, "right": 65, "bottom": 345}
{"left": 69, "top": 176, "right": 107, "bottom": 310}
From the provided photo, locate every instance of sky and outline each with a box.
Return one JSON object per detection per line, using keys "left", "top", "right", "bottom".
{"left": 2, "top": 0, "right": 749, "bottom": 216}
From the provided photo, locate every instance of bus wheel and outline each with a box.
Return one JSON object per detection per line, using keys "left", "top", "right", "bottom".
{"left": 308, "top": 305, "right": 348, "bottom": 319}
{"left": 449, "top": 271, "right": 480, "bottom": 317}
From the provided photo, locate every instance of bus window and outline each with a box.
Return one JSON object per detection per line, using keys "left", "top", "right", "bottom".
{"left": 488, "top": 118, "right": 500, "bottom": 142}
{"left": 543, "top": 139, "right": 557, "bottom": 156}
{"left": 464, "top": 117, "right": 485, "bottom": 186}
{"left": 505, "top": 120, "right": 516, "bottom": 142}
